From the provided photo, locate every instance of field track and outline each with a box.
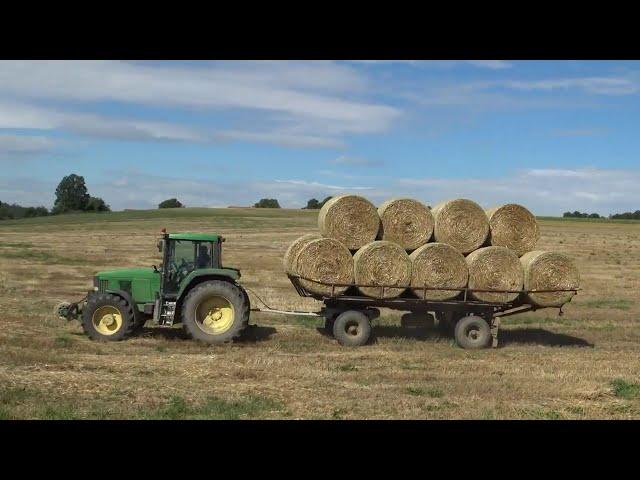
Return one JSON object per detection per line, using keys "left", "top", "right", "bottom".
{"left": 1, "top": 208, "right": 639, "bottom": 419}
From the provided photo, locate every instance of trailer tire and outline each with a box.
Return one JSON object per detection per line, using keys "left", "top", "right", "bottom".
{"left": 454, "top": 315, "right": 491, "bottom": 349}
{"left": 333, "top": 310, "right": 371, "bottom": 347}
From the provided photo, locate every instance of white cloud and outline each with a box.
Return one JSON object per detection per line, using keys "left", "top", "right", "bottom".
{"left": 0, "top": 61, "right": 400, "bottom": 141}
{"left": 329, "top": 155, "right": 383, "bottom": 167}
{"left": 499, "top": 77, "right": 638, "bottom": 95}
{"left": 354, "top": 60, "right": 513, "bottom": 69}
{"left": 0, "top": 134, "right": 56, "bottom": 157}
{"left": 0, "top": 101, "right": 344, "bottom": 148}
{"left": 396, "top": 167, "right": 640, "bottom": 215}
{"left": 274, "top": 179, "right": 373, "bottom": 191}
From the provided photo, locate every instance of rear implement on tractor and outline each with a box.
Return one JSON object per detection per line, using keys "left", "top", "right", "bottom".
{"left": 57, "top": 231, "right": 250, "bottom": 344}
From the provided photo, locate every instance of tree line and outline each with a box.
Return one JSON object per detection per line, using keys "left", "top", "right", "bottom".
{"left": 563, "top": 210, "right": 640, "bottom": 220}
{"left": 251, "top": 197, "right": 333, "bottom": 209}
{"left": 1, "top": 173, "right": 110, "bottom": 220}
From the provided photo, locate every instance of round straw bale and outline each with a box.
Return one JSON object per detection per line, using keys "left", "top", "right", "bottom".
{"left": 520, "top": 251, "right": 579, "bottom": 307}
{"left": 486, "top": 204, "right": 540, "bottom": 256}
{"left": 318, "top": 194, "right": 380, "bottom": 250}
{"left": 353, "top": 241, "right": 411, "bottom": 298}
{"left": 466, "top": 246, "right": 523, "bottom": 303}
{"left": 283, "top": 233, "right": 322, "bottom": 273}
{"left": 432, "top": 199, "right": 489, "bottom": 254}
{"left": 294, "top": 238, "right": 353, "bottom": 296}
{"left": 378, "top": 198, "right": 434, "bottom": 250}
{"left": 409, "top": 243, "right": 468, "bottom": 300}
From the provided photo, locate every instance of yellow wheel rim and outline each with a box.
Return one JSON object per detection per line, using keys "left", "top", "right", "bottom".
{"left": 92, "top": 305, "right": 123, "bottom": 336}
{"left": 195, "top": 295, "right": 235, "bottom": 335}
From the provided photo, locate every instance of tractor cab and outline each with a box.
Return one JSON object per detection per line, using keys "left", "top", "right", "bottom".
{"left": 158, "top": 233, "right": 224, "bottom": 296}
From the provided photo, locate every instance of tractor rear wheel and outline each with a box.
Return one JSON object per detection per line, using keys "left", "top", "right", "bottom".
{"left": 181, "top": 280, "right": 249, "bottom": 344}
{"left": 81, "top": 293, "right": 135, "bottom": 341}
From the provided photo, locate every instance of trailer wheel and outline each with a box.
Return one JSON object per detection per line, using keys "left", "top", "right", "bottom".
{"left": 333, "top": 310, "right": 371, "bottom": 347}
{"left": 454, "top": 315, "right": 491, "bottom": 349}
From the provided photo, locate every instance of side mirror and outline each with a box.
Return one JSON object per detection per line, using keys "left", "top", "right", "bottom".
{"left": 157, "top": 240, "right": 164, "bottom": 253}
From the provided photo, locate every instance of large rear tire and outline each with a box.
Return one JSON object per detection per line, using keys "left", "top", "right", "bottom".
{"left": 181, "top": 280, "right": 249, "bottom": 344}
{"left": 81, "top": 293, "right": 135, "bottom": 341}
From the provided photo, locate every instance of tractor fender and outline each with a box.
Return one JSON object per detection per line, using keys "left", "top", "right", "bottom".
{"left": 105, "top": 289, "right": 143, "bottom": 324}
{"left": 175, "top": 269, "right": 241, "bottom": 300}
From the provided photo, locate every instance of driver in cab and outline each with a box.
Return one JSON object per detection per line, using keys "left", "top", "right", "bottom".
{"left": 197, "top": 244, "right": 211, "bottom": 268}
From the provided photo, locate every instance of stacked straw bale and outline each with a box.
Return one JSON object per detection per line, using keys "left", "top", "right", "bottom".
{"left": 283, "top": 233, "right": 322, "bottom": 274}
{"left": 486, "top": 204, "right": 540, "bottom": 256}
{"left": 520, "top": 251, "right": 579, "bottom": 307}
{"left": 409, "top": 243, "right": 468, "bottom": 300}
{"left": 283, "top": 194, "right": 579, "bottom": 306}
{"left": 432, "top": 199, "right": 489, "bottom": 254}
{"left": 318, "top": 195, "right": 380, "bottom": 250}
{"left": 353, "top": 241, "right": 411, "bottom": 298}
{"left": 293, "top": 238, "right": 353, "bottom": 296}
{"left": 378, "top": 198, "right": 433, "bottom": 250}
{"left": 466, "top": 246, "right": 523, "bottom": 303}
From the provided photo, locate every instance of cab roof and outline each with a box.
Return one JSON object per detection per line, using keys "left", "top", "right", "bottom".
{"left": 168, "top": 233, "right": 222, "bottom": 242}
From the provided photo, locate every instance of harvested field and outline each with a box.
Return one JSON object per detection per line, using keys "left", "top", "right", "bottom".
{"left": 1, "top": 208, "right": 640, "bottom": 419}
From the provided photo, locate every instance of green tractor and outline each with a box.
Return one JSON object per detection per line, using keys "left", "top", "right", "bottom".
{"left": 57, "top": 232, "right": 250, "bottom": 343}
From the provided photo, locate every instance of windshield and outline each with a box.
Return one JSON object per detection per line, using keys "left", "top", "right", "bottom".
{"left": 164, "top": 240, "right": 216, "bottom": 293}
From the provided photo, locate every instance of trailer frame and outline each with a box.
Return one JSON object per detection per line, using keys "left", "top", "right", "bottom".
{"left": 249, "top": 274, "right": 578, "bottom": 349}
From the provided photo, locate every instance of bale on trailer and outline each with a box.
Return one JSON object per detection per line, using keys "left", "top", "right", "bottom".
{"left": 432, "top": 199, "right": 489, "bottom": 254}
{"left": 353, "top": 241, "right": 411, "bottom": 299}
{"left": 520, "top": 251, "right": 579, "bottom": 307}
{"left": 486, "top": 204, "right": 540, "bottom": 256}
{"left": 318, "top": 195, "right": 380, "bottom": 250}
{"left": 294, "top": 238, "right": 354, "bottom": 296}
{"left": 409, "top": 242, "right": 468, "bottom": 300}
{"left": 466, "top": 246, "right": 523, "bottom": 303}
{"left": 283, "top": 233, "right": 322, "bottom": 273}
{"left": 377, "top": 198, "right": 434, "bottom": 250}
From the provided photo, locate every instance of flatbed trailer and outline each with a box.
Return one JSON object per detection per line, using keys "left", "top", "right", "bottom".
{"left": 250, "top": 275, "right": 578, "bottom": 349}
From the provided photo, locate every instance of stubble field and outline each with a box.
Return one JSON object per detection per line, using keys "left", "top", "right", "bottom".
{"left": 1, "top": 208, "right": 639, "bottom": 419}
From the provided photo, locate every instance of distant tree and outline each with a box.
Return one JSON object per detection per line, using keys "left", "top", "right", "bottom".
{"left": 53, "top": 174, "right": 90, "bottom": 214}
{"left": 158, "top": 198, "right": 184, "bottom": 209}
{"left": 588, "top": 213, "right": 600, "bottom": 219}
{"left": 0, "top": 202, "right": 48, "bottom": 220}
{"left": 303, "top": 198, "right": 321, "bottom": 209}
{"left": 24, "top": 206, "right": 49, "bottom": 218}
{"left": 320, "top": 196, "right": 332, "bottom": 207}
{"left": 253, "top": 198, "right": 281, "bottom": 208}
{"left": 611, "top": 210, "right": 640, "bottom": 220}
{"left": 86, "top": 196, "right": 111, "bottom": 212}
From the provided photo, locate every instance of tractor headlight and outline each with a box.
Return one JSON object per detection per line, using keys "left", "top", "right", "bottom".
{"left": 93, "top": 276, "right": 99, "bottom": 291}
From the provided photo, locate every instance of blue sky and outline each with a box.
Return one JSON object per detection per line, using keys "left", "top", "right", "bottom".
{"left": 1, "top": 60, "right": 639, "bottom": 215}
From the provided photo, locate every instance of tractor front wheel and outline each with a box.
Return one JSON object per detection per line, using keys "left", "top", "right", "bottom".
{"left": 81, "top": 293, "right": 135, "bottom": 341}
{"left": 181, "top": 280, "right": 249, "bottom": 344}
